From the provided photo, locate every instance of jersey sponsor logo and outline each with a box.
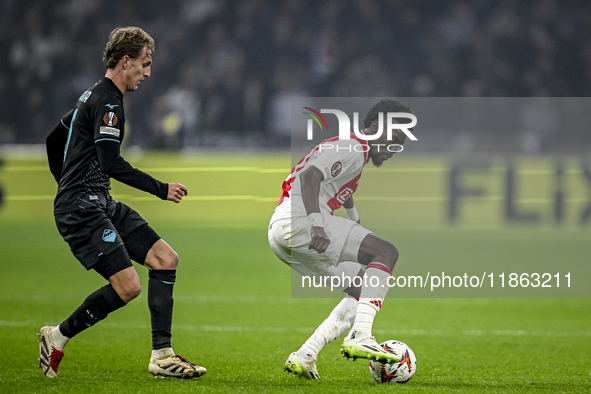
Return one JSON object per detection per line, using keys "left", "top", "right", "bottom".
{"left": 103, "top": 112, "right": 118, "bottom": 126}
{"left": 102, "top": 229, "right": 116, "bottom": 243}
{"left": 99, "top": 126, "right": 120, "bottom": 137}
{"left": 326, "top": 172, "right": 363, "bottom": 212}
{"left": 336, "top": 187, "right": 353, "bottom": 204}
{"left": 331, "top": 161, "right": 342, "bottom": 177}
{"left": 104, "top": 103, "right": 119, "bottom": 110}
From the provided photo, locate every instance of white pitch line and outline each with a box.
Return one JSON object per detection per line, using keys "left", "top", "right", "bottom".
{"left": 2, "top": 320, "right": 590, "bottom": 337}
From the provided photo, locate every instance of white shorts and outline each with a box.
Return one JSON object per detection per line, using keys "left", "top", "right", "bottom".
{"left": 268, "top": 213, "right": 373, "bottom": 291}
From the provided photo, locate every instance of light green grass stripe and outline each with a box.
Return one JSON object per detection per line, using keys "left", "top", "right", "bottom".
{"left": 109, "top": 195, "right": 279, "bottom": 202}
{"left": 4, "top": 165, "right": 585, "bottom": 175}
{"left": 364, "top": 167, "right": 584, "bottom": 175}
{"left": 3, "top": 194, "right": 279, "bottom": 202}
{"left": 5, "top": 195, "right": 55, "bottom": 201}
{"left": 359, "top": 196, "right": 591, "bottom": 203}
{"left": 5, "top": 194, "right": 591, "bottom": 204}
{"left": 2, "top": 165, "right": 286, "bottom": 173}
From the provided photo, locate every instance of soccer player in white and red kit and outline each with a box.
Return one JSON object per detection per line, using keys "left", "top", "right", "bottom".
{"left": 268, "top": 99, "right": 413, "bottom": 379}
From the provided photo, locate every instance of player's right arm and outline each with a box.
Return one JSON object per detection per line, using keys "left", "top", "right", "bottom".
{"left": 46, "top": 109, "right": 75, "bottom": 183}
{"left": 300, "top": 166, "right": 330, "bottom": 254}
{"left": 343, "top": 195, "right": 360, "bottom": 223}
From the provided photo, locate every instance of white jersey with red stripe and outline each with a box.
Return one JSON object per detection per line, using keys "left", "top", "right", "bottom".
{"left": 272, "top": 131, "right": 370, "bottom": 221}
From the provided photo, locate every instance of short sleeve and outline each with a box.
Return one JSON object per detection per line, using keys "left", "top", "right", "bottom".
{"left": 310, "top": 139, "right": 365, "bottom": 182}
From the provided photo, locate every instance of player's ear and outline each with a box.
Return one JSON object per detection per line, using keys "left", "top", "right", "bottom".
{"left": 370, "top": 120, "right": 379, "bottom": 133}
{"left": 122, "top": 56, "right": 130, "bottom": 70}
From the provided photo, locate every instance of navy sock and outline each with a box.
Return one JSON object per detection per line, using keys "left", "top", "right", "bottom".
{"left": 148, "top": 270, "right": 176, "bottom": 350}
{"left": 59, "top": 283, "right": 126, "bottom": 338}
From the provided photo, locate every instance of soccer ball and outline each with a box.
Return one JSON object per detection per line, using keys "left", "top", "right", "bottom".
{"left": 368, "top": 340, "right": 417, "bottom": 384}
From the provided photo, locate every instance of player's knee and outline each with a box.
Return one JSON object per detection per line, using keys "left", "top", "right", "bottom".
{"left": 145, "top": 244, "right": 179, "bottom": 270}
{"left": 161, "top": 249, "right": 179, "bottom": 270}
{"left": 388, "top": 242, "right": 399, "bottom": 262}
{"left": 126, "top": 283, "right": 142, "bottom": 301}
{"left": 377, "top": 241, "right": 399, "bottom": 270}
{"left": 114, "top": 280, "right": 141, "bottom": 302}
{"left": 153, "top": 248, "right": 178, "bottom": 270}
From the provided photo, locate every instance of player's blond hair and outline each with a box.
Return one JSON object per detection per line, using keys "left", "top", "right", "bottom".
{"left": 103, "top": 26, "right": 154, "bottom": 69}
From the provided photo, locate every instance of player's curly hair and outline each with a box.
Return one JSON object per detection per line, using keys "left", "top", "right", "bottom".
{"left": 363, "top": 99, "right": 412, "bottom": 128}
{"left": 103, "top": 26, "right": 154, "bottom": 69}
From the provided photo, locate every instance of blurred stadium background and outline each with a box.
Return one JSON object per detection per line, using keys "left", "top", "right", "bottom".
{"left": 1, "top": 0, "right": 591, "bottom": 151}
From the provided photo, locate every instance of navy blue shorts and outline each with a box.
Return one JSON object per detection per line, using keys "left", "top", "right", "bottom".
{"left": 55, "top": 200, "right": 160, "bottom": 274}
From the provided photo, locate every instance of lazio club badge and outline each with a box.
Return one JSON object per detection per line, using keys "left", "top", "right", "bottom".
{"left": 102, "top": 229, "right": 116, "bottom": 243}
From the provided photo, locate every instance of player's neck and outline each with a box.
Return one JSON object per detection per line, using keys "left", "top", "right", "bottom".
{"left": 105, "top": 68, "right": 127, "bottom": 95}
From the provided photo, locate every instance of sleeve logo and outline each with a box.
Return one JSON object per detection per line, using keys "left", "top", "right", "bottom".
{"left": 331, "top": 161, "right": 342, "bottom": 177}
{"left": 100, "top": 126, "right": 120, "bottom": 137}
{"left": 103, "top": 112, "right": 118, "bottom": 126}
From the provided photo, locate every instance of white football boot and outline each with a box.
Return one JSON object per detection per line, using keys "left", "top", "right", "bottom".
{"left": 149, "top": 352, "right": 206, "bottom": 379}
{"left": 341, "top": 332, "right": 401, "bottom": 364}
{"left": 37, "top": 326, "right": 64, "bottom": 378}
{"left": 284, "top": 352, "right": 320, "bottom": 379}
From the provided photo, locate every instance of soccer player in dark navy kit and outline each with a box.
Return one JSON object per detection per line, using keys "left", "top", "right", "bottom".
{"left": 40, "top": 26, "right": 206, "bottom": 379}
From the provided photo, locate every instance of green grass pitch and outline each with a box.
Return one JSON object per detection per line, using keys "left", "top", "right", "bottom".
{"left": 0, "top": 152, "right": 589, "bottom": 393}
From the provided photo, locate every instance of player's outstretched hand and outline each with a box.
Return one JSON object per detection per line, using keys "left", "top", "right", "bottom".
{"left": 167, "top": 183, "right": 188, "bottom": 203}
{"left": 309, "top": 227, "right": 330, "bottom": 254}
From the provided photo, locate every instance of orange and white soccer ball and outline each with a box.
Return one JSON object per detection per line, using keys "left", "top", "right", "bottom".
{"left": 368, "top": 340, "right": 417, "bottom": 384}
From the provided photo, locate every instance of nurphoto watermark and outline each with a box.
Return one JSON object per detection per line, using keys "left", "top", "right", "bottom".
{"left": 302, "top": 107, "right": 417, "bottom": 153}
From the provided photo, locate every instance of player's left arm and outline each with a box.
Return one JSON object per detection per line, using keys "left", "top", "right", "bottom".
{"left": 300, "top": 166, "right": 331, "bottom": 254}
{"left": 343, "top": 195, "right": 360, "bottom": 223}
{"left": 96, "top": 142, "right": 187, "bottom": 202}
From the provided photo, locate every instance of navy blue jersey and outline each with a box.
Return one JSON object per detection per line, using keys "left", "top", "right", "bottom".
{"left": 49, "top": 77, "right": 167, "bottom": 214}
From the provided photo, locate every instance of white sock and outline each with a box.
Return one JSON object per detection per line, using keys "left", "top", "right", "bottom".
{"left": 349, "top": 263, "right": 392, "bottom": 338}
{"left": 51, "top": 326, "right": 70, "bottom": 351}
{"left": 152, "top": 347, "right": 174, "bottom": 359}
{"left": 297, "top": 295, "right": 358, "bottom": 361}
